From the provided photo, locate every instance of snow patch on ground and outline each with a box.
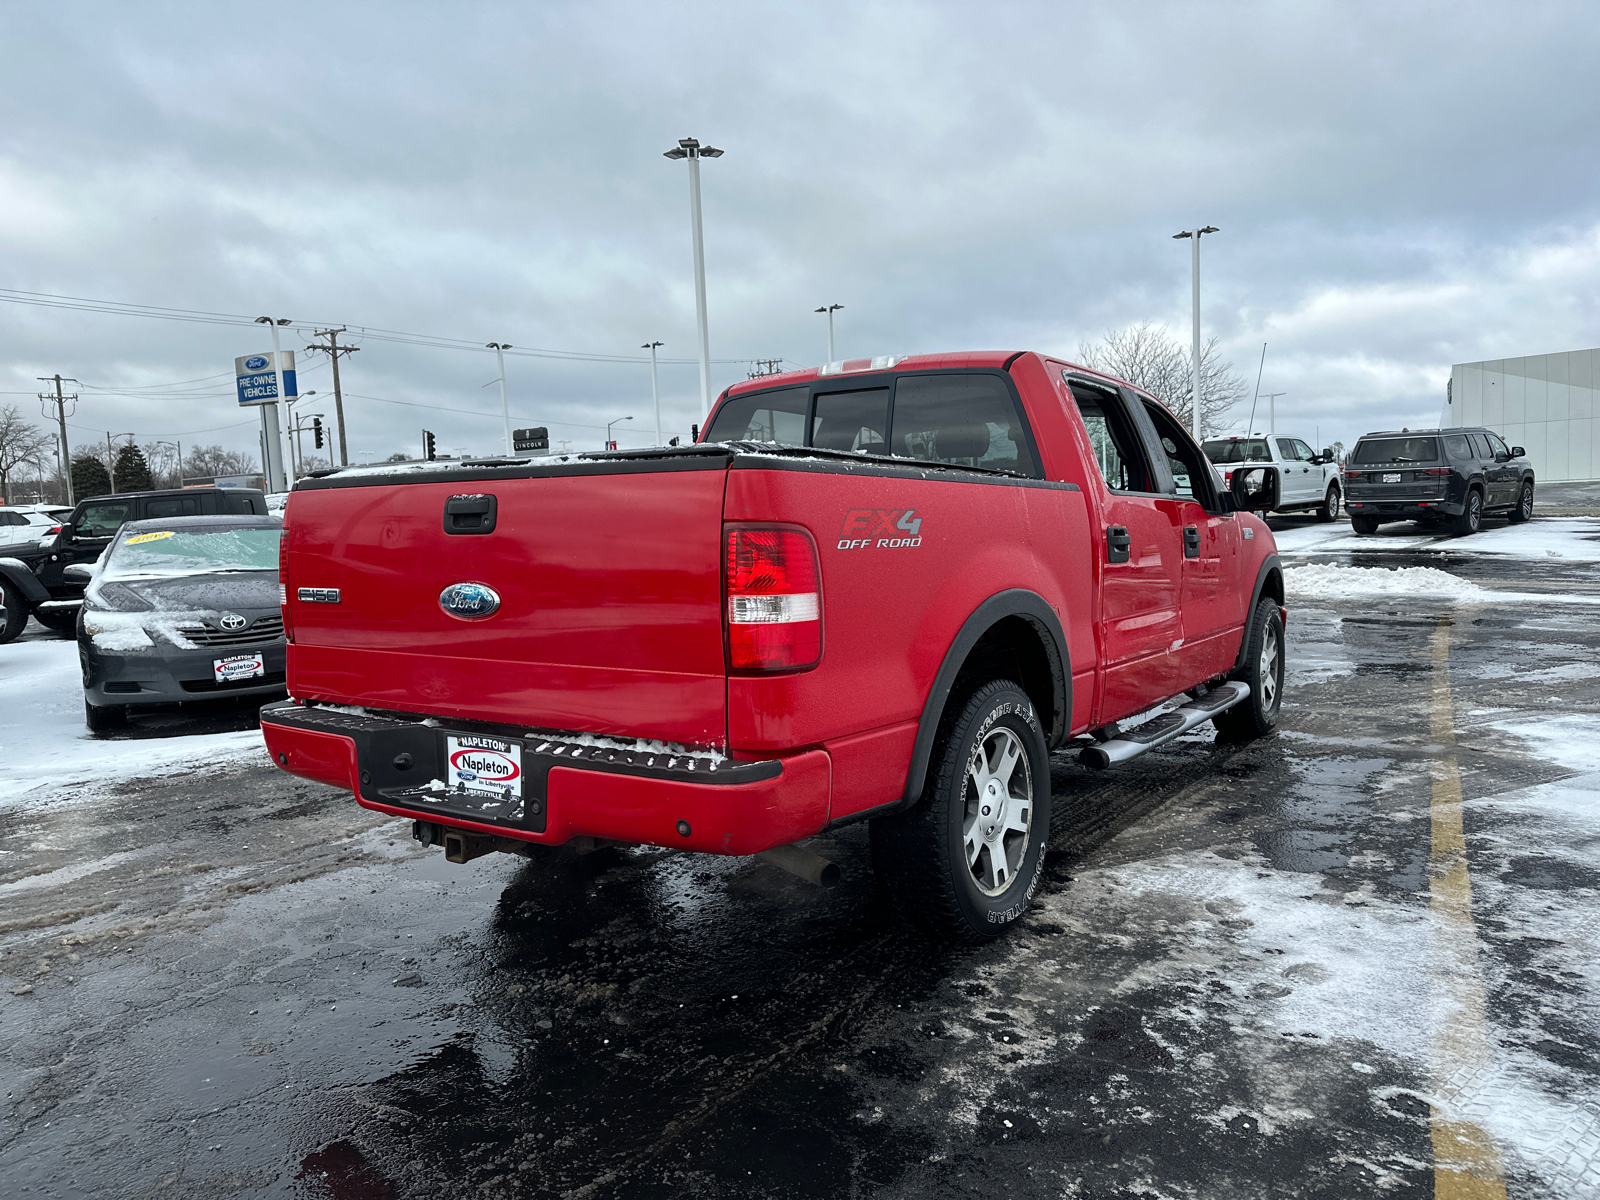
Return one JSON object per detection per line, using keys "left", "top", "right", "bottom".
{"left": 0, "top": 633, "right": 263, "bottom": 810}
{"left": 1284, "top": 563, "right": 1600, "bottom": 605}
{"left": 1273, "top": 517, "right": 1600, "bottom": 561}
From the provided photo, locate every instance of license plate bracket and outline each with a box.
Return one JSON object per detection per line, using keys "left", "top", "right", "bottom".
{"left": 441, "top": 734, "right": 524, "bottom": 823}
{"left": 1382, "top": 472, "right": 1402, "bottom": 483}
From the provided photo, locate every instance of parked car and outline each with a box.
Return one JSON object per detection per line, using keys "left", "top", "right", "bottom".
{"left": 260, "top": 351, "right": 1287, "bottom": 941}
{"left": 1343, "top": 427, "right": 1534, "bottom": 535}
{"left": 0, "top": 486, "right": 267, "bottom": 642}
{"left": 78, "top": 514, "right": 285, "bottom": 731}
{"left": 1201, "top": 435, "right": 1343, "bottom": 521}
{"left": 0, "top": 506, "right": 60, "bottom": 550}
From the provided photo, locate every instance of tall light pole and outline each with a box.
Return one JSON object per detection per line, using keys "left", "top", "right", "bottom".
{"left": 1262, "top": 392, "right": 1287, "bottom": 437}
{"left": 606, "top": 415, "right": 633, "bottom": 450}
{"left": 1172, "top": 226, "right": 1219, "bottom": 442}
{"left": 254, "top": 316, "right": 293, "bottom": 491}
{"left": 815, "top": 304, "right": 843, "bottom": 362}
{"left": 642, "top": 341, "right": 664, "bottom": 445}
{"left": 486, "top": 343, "right": 513, "bottom": 455}
{"left": 663, "top": 137, "right": 723, "bottom": 416}
{"left": 286, "top": 391, "right": 318, "bottom": 473}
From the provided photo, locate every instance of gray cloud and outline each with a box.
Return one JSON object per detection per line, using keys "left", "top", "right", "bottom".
{"left": 3, "top": 0, "right": 1599, "bottom": 464}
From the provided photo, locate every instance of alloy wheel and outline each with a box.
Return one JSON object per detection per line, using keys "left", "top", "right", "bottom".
{"left": 962, "top": 726, "right": 1033, "bottom": 896}
{"left": 1259, "top": 621, "right": 1280, "bottom": 712}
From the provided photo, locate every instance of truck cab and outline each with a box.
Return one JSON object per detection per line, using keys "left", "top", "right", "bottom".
{"left": 1202, "top": 434, "right": 1343, "bottom": 520}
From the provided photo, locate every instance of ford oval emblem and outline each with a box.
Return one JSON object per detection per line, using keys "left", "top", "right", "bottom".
{"left": 244, "top": 354, "right": 269, "bottom": 371}
{"left": 439, "top": 582, "right": 501, "bottom": 621}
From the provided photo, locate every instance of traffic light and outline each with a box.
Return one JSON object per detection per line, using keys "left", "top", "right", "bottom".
{"left": 312, "top": 417, "right": 324, "bottom": 449}
{"left": 422, "top": 430, "right": 436, "bottom": 461}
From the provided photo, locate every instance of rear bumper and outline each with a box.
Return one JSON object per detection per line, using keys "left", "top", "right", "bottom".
{"left": 258, "top": 700, "right": 831, "bottom": 856}
{"left": 1346, "top": 497, "right": 1460, "bottom": 518}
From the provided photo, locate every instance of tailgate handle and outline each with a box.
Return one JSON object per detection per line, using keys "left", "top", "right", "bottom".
{"left": 1183, "top": 525, "right": 1200, "bottom": 558}
{"left": 443, "top": 494, "right": 497, "bottom": 535}
{"left": 1106, "top": 525, "right": 1131, "bottom": 564}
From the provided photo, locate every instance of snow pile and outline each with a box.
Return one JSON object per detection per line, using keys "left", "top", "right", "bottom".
{"left": 0, "top": 632, "right": 264, "bottom": 809}
{"left": 81, "top": 610, "right": 217, "bottom": 652}
{"left": 1274, "top": 516, "right": 1600, "bottom": 560}
{"left": 1284, "top": 563, "right": 1600, "bottom": 604}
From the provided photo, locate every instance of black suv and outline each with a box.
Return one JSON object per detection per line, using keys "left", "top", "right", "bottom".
{"left": 1344, "top": 427, "right": 1534, "bottom": 536}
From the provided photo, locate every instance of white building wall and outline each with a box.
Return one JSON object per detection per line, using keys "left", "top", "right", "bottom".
{"left": 1451, "top": 347, "right": 1600, "bottom": 483}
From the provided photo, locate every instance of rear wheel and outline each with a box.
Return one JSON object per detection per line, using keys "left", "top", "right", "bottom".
{"left": 1451, "top": 488, "right": 1483, "bottom": 536}
{"left": 1317, "top": 485, "right": 1341, "bottom": 522}
{"left": 1214, "top": 597, "right": 1284, "bottom": 742}
{"left": 1350, "top": 515, "right": 1379, "bottom": 535}
{"left": 84, "top": 699, "right": 127, "bottom": 733}
{"left": 870, "top": 680, "right": 1051, "bottom": 942}
{"left": 0, "top": 579, "right": 28, "bottom": 644}
{"left": 1508, "top": 481, "right": 1534, "bottom": 524}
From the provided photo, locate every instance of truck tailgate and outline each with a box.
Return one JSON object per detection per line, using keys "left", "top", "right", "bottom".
{"left": 283, "top": 462, "right": 728, "bottom": 746}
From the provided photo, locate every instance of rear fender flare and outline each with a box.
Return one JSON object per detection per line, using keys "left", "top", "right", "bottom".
{"left": 0, "top": 558, "right": 49, "bottom": 605}
{"left": 1236, "top": 554, "right": 1283, "bottom": 671}
{"left": 901, "top": 589, "right": 1071, "bottom": 809}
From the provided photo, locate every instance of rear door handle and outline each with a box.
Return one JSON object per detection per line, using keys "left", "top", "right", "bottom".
{"left": 1106, "top": 526, "right": 1131, "bottom": 564}
{"left": 1183, "top": 525, "right": 1200, "bottom": 558}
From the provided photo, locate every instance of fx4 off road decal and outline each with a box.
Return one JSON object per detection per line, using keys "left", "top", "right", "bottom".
{"left": 837, "top": 508, "right": 923, "bottom": 550}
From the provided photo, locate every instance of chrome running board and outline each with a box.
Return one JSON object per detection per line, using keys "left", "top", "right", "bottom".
{"left": 1078, "top": 681, "right": 1252, "bottom": 770}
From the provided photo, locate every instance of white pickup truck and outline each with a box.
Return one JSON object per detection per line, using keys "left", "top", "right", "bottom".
{"left": 1201, "top": 435, "right": 1343, "bottom": 521}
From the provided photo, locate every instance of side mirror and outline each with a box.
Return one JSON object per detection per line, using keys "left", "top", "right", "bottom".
{"left": 1321, "top": 447, "right": 1333, "bottom": 462}
{"left": 1511, "top": 446, "right": 1526, "bottom": 458}
{"left": 1229, "top": 465, "right": 1280, "bottom": 512}
{"left": 62, "top": 563, "right": 95, "bottom": 583}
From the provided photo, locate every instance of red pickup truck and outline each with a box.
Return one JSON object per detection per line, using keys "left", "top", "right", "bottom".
{"left": 261, "top": 351, "right": 1284, "bottom": 940}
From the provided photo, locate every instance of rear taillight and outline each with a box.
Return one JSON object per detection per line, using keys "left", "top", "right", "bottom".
{"left": 1423, "top": 468, "right": 1451, "bottom": 477}
{"left": 278, "top": 533, "right": 293, "bottom": 641}
{"left": 1345, "top": 469, "right": 1363, "bottom": 480}
{"left": 724, "top": 525, "right": 822, "bottom": 672}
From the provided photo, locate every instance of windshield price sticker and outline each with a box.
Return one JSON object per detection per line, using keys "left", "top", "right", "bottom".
{"left": 213, "top": 653, "right": 265, "bottom": 683}
{"left": 125, "top": 531, "right": 176, "bottom": 545}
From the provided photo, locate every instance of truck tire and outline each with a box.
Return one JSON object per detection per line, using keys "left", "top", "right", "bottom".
{"left": 870, "top": 680, "right": 1052, "bottom": 943}
{"left": 0, "top": 578, "right": 28, "bottom": 644}
{"left": 1508, "top": 481, "right": 1534, "bottom": 524}
{"left": 1317, "top": 484, "right": 1341, "bottom": 522}
{"left": 1350, "top": 515, "right": 1379, "bottom": 535}
{"left": 85, "top": 699, "right": 127, "bottom": 732}
{"left": 1450, "top": 488, "right": 1483, "bottom": 536}
{"left": 1213, "top": 597, "right": 1283, "bottom": 742}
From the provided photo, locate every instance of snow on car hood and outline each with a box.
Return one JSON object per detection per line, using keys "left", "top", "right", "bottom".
{"left": 83, "top": 570, "right": 279, "bottom": 652}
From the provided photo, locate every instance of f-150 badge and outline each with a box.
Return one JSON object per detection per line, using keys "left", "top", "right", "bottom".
{"left": 838, "top": 508, "right": 923, "bottom": 550}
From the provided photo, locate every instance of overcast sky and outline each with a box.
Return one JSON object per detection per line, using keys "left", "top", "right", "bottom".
{"left": 3, "top": 1, "right": 1598, "bottom": 470}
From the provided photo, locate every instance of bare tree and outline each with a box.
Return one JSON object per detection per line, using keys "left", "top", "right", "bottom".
{"left": 0, "top": 405, "right": 53, "bottom": 504}
{"left": 183, "top": 444, "right": 258, "bottom": 480}
{"left": 1076, "top": 321, "right": 1248, "bottom": 439}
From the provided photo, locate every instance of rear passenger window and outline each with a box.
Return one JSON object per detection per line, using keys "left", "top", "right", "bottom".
{"left": 812, "top": 388, "right": 889, "bottom": 454}
{"left": 1444, "top": 434, "right": 1473, "bottom": 459}
{"left": 145, "top": 497, "right": 199, "bottom": 518}
{"left": 703, "top": 386, "right": 810, "bottom": 445}
{"left": 1469, "top": 433, "right": 1493, "bottom": 459}
{"left": 1067, "top": 381, "right": 1153, "bottom": 493}
{"left": 888, "top": 375, "right": 1037, "bottom": 475}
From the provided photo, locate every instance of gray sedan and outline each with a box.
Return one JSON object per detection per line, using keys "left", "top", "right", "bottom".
{"left": 78, "top": 515, "right": 286, "bottom": 731}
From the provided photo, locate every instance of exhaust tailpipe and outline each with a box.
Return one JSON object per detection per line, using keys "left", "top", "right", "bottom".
{"left": 756, "top": 842, "right": 841, "bottom": 889}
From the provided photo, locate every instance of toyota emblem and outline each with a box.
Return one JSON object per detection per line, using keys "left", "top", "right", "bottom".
{"left": 219, "top": 613, "right": 248, "bottom": 631}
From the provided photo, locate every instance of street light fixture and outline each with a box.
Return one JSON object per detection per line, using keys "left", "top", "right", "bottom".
{"left": 1171, "top": 226, "right": 1219, "bottom": 443}
{"left": 606, "top": 415, "right": 633, "bottom": 450}
{"left": 663, "top": 137, "right": 723, "bottom": 417}
{"left": 486, "top": 343, "right": 513, "bottom": 455}
{"left": 642, "top": 342, "right": 664, "bottom": 445}
{"left": 286, "top": 392, "right": 319, "bottom": 472}
{"left": 814, "top": 304, "right": 843, "bottom": 363}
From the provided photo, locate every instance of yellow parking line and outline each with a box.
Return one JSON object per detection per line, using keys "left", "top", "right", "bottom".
{"left": 1429, "top": 617, "right": 1507, "bottom": 1200}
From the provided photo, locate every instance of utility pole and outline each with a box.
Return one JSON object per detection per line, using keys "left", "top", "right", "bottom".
{"left": 37, "top": 375, "right": 77, "bottom": 506}
{"left": 306, "top": 327, "right": 358, "bottom": 467}
{"left": 643, "top": 341, "right": 664, "bottom": 445}
{"left": 106, "top": 432, "right": 115, "bottom": 492}
{"left": 487, "top": 343, "right": 513, "bottom": 455}
{"left": 747, "top": 359, "right": 783, "bottom": 379}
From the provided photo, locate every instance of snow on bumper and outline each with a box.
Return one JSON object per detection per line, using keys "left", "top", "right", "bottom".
{"left": 258, "top": 700, "right": 831, "bottom": 856}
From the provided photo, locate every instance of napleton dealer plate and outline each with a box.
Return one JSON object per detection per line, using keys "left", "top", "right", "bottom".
{"left": 443, "top": 734, "right": 524, "bottom": 822}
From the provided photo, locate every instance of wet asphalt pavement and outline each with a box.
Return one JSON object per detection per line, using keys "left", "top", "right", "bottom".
{"left": 3, "top": 516, "right": 1599, "bottom": 1198}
